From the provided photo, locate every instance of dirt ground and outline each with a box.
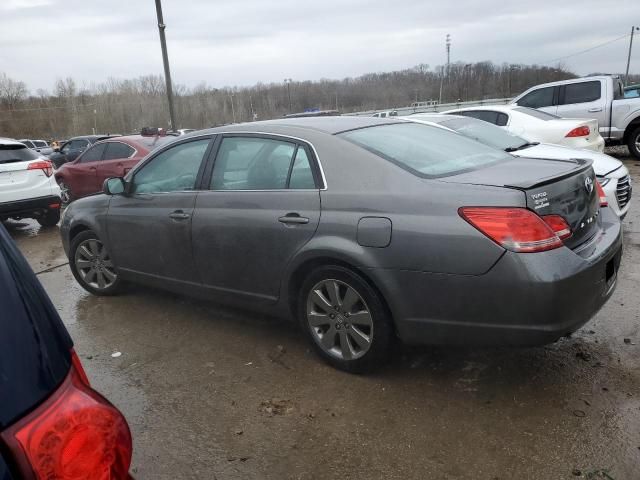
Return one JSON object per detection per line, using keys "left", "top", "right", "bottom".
{"left": 6, "top": 148, "right": 640, "bottom": 479}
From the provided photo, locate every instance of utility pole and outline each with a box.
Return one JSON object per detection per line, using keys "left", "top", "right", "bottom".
{"left": 446, "top": 34, "right": 451, "bottom": 75}
{"left": 154, "top": 0, "right": 177, "bottom": 130}
{"left": 228, "top": 93, "right": 236, "bottom": 123}
{"left": 625, "top": 26, "right": 639, "bottom": 86}
{"left": 284, "top": 78, "right": 292, "bottom": 113}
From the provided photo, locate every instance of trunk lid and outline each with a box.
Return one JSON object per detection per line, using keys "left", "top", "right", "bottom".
{"left": 440, "top": 157, "right": 601, "bottom": 249}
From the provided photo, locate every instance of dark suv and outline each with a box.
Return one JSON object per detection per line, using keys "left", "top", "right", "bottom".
{"left": 0, "top": 224, "right": 133, "bottom": 479}
{"left": 49, "top": 135, "right": 117, "bottom": 168}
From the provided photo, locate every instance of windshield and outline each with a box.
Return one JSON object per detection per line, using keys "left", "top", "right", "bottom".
{"left": 437, "top": 117, "right": 528, "bottom": 151}
{"left": 513, "top": 107, "right": 560, "bottom": 121}
{"left": 0, "top": 144, "right": 40, "bottom": 164}
{"left": 338, "top": 123, "right": 512, "bottom": 178}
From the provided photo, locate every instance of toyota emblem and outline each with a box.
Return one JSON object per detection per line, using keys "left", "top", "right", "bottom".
{"left": 584, "top": 176, "right": 594, "bottom": 194}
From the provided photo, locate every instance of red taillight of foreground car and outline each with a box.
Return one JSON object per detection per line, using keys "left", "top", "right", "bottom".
{"left": 27, "top": 160, "right": 54, "bottom": 177}
{"left": 459, "top": 207, "right": 569, "bottom": 253}
{"left": 0, "top": 350, "right": 132, "bottom": 480}
{"left": 595, "top": 180, "right": 608, "bottom": 207}
{"left": 565, "top": 126, "right": 590, "bottom": 138}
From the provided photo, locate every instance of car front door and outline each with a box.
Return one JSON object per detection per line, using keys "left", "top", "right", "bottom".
{"left": 192, "top": 134, "right": 322, "bottom": 303}
{"left": 65, "top": 143, "right": 107, "bottom": 197}
{"left": 97, "top": 141, "right": 138, "bottom": 189}
{"left": 106, "top": 137, "right": 213, "bottom": 285}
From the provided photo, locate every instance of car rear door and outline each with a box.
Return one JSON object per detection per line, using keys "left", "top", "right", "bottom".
{"left": 97, "top": 141, "right": 139, "bottom": 188}
{"left": 555, "top": 80, "right": 607, "bottom": 127}
{"left": 106, "top": 136, "right": 213, "bottom": 285}
{"left": 65, "top": 143, "right": 106, "bottom": 197}
{"left": 192, "top": 134, "right": 321, "bottom": 303}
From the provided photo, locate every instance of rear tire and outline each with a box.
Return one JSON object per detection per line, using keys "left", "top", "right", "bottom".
{"left": 69, "top": 230, "right": 122, "bottom": 296}
{"left": 627, "top": 126, "right": 640, "bottom": 159}
{"left": 298, "top": 265, "right": 392, "bottom": 373}
{"left": 36, "top": 209, "right": 60, "bottom": 227}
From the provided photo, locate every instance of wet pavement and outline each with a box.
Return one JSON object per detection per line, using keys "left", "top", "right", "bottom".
{"left": 6, "top": 150, "right": 640, "bottom": 479}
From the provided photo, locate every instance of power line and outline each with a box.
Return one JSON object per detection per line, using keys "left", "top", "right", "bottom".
{"left": 540, "top": 33, "right": 631, "bottom": 65}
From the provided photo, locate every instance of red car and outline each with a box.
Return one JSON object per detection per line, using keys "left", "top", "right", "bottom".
{"left": 54, "top": 134, "right": 176, "bottom": 203}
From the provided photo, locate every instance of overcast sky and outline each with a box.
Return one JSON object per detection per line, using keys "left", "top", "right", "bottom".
{"left": 2, "top": 0, "right": 639, "bottom": 92}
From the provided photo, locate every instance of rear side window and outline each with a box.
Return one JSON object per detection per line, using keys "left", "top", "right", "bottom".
{"left": 21, "top": 140, "right": 34, "bottom": 148}
{"left": 339, "top": 123, "right": 511, "bottom": 178}
{"left": 79, "top": 143, "right": 106, "bottom": 163}
{"left": 517, "top": 86, "right": 555, "bottom": 108}
{"left": 562, "top": 81, "right": 601, "bottom": 104}
{"left": 0, "top": 145, "right": 39, "bottom": 164}
{"left": 103, "top": 142, "right": 135, "bottom": 160}
{"left": 210, "top": 137, "right": 313, "bottom": 190}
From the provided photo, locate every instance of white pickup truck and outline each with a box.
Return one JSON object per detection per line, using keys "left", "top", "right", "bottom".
{"left": 512, "top": 75, "right": 640, "bottom": 159}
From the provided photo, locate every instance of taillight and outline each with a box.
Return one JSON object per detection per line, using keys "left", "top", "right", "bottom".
{"left": 595, "top": 180, "right": 608, "bottom": 207}
{"left": 0, "top": 351, "right": 132, "bottom": 480}
{"left": 27, "top": 160, "right": 53, "bottom": 177}
{"left": 459, "top": 207, "right": 565, "bottom": 253}
{"left": 565, "top": 126, "right": 590, "bottom": 137}
{"left": 541, "top": 214, "right": 572, "bottom": 240}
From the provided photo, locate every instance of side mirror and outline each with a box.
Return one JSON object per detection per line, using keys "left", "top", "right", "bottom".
{"left": 103, "top": 177, "right": 125, "bottom": 195}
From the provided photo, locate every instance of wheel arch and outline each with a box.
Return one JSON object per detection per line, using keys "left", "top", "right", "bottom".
{"left": 622, "top": 115, "right": 640, "bottom": 143}
{"left": 284, "top": 253, "right": 397, "bottom": 335}
{"left": 68, "top": 223, "right": 92, "bottom": 242}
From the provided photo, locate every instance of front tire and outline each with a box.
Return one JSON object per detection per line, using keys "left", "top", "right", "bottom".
{"left": 69, "top": 231, "right": 122, "bottom": 296}
{"left": 36, "top": 209, "right": 60, "bottom": 227}
{"left": 627, "top": 126, "right": 640, "bottom": 159}
{"left": 58, "top": 180, "right": 72, "bottom": 205}
{"left": 299, "top": 265, "right": 392, "bottom": 373}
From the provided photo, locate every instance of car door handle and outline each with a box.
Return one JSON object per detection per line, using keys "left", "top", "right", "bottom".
{"left": 588, "top": 107, "right": 603, "bottom": 112}
{"left": 169, "top": 210, "right": 190, "bottom": 220}
{"left": 279, "top": 213, "right": 309, "bottom": 225}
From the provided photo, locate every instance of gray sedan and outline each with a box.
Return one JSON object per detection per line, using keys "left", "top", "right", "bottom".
{"left": 60, "top": 117, "right": 622, "bottom": 372}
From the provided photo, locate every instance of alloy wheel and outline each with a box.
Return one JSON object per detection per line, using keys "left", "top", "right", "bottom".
{"left": 59, "top": 182, "right": 71, "bottom": 204}
{"left": 306, "top": 279, "right": 373, "bottom": 360}
{"left": 74, "top": 238, "right": 117, "bottom": 290}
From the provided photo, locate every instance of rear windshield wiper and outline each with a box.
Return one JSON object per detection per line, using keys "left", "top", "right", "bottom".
{"left": 505, "top": 142, "right": 540, "bottom": 152}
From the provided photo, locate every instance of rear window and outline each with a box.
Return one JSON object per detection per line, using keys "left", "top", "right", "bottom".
{"left": 0, "top": 144, "right": 40, "bottom": 164}
{"left": 338, "top": 123, "right": 512, "bottom": 178}
{"left": 513, "top": 107, "right": 560, "bottom": 121}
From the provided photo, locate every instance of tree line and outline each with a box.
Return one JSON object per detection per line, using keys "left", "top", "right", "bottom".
{"left": 0, "top": 62, "right": 634, "bottom": 140}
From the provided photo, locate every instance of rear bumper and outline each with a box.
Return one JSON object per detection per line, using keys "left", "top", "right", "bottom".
{"left": 0, "top": 195, "right": 61, "bottom": 219}
{"left": 371, "top": 208, "right": 623, "bottom": 346}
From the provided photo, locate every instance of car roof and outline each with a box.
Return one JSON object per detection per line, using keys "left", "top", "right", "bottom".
{"left": 0, "top": 138, "right": 28, "bottom": 147}
{"left": 202, "top": 116, "right": 406, "bottom": 137}
{"left": 68, "top": 135, "right": 117, "bottom": 141}
{"left": 93, "top": 134, "right": 177, "bottom": 151}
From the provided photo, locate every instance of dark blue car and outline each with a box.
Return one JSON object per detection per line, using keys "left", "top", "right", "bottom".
{"left": 0, "top": 224, "right": 133, "bottom": 480}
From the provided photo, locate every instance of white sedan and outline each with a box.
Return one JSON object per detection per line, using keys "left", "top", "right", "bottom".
{"left": 442, "top": 105, "right": 605, "bottom": 153}
{"left": 404, "top": 114, "right": 631, "bottom": 218}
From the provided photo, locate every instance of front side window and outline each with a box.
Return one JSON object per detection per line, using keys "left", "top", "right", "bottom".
{"left": 68, "top": 140, "right": 89, "bottom": 151}
{"left": 339, "top": 123, "right": 511, "bottom": 178}
{"left": 210, "top": 137, "right": 298, "bottom": 190}
{"left": 103, "top": 142, "right": 135, "bottom": 160}
{"left": 132, "top": 139, "right": 210, "bottom": 194}
{"left": 79, "top": 143, "right": 106, "bottom": 163}
{"left": 562, "top": 81, "right": 601, "bottom": 104}
{"left": 518, "top": 86, "right": 555, "bottom": 108}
